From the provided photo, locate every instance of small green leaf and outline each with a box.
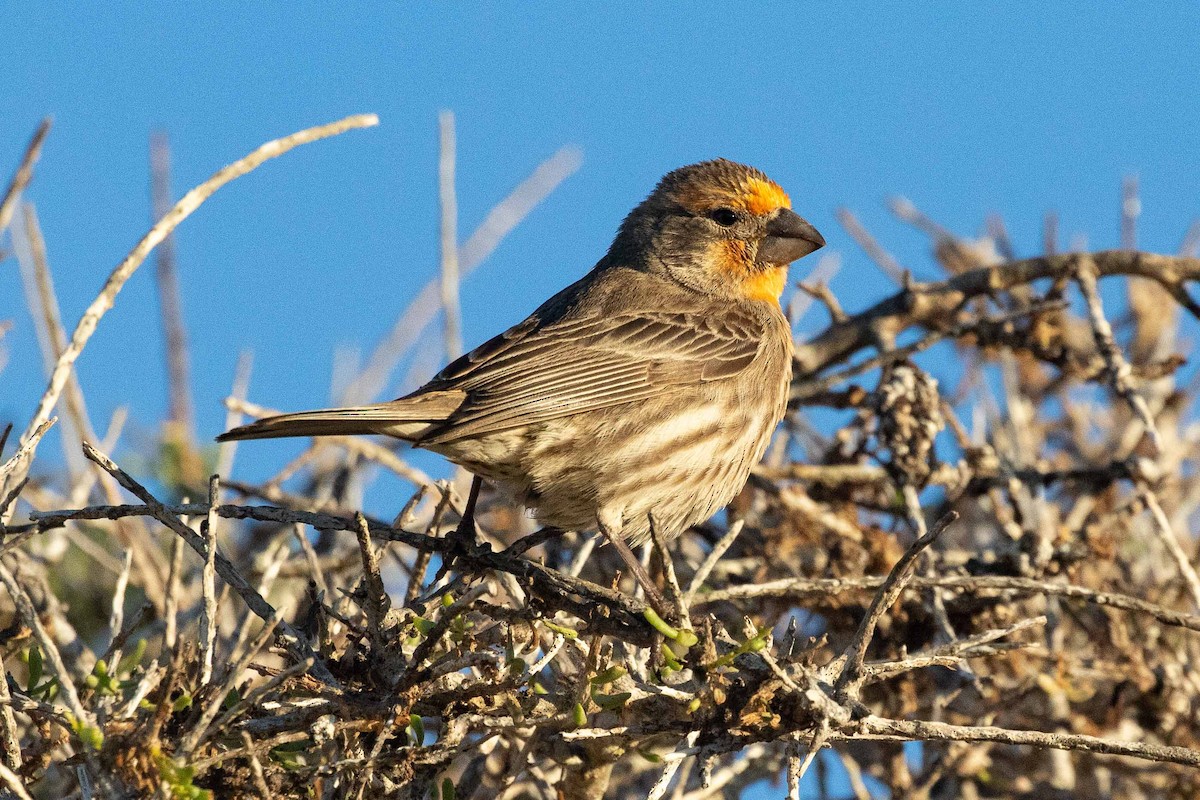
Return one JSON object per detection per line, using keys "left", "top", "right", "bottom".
{"left": 172, "top": 693, "right": 193, "bottom": 713}
{"left": 408, "top": 714, "right": 425, "bottom": 745}
{"left": 571, "top": 702, "right": 587, "bottom": 728}
{"left": 26, "top": 647, "right": 42, "bottom": 692}
{"left": 542, "top": 621, "right": 578, "bottom": 639}
{"left": 642, "top": 608, "right": 680, "bottom": 639}
{"left": 589, "top": 666, "right": 626, "bottom": 686}
{"left": 674, "top": 629, "right": 699, "bottom": 649}
{"left": 746, "top": 627, "right": 771, "bottom": 652}
{"left": 117, "top": 639, "right": 148, "bottom": 676}
{"left": 71, "top": 718, "right": 104, "bottom": 751}
{"left": 591, "top": 691, "right": 631, "bottom": 711}
{"left": 440, "top": 778, "right": 456, "bottom": 800}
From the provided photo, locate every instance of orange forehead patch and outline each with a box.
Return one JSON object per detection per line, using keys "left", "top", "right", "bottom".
{"left": 743, "top": 177, "right": 791, "bottom": 215}
{"left": 673, "top": 174, "right": 792, "bottom": 216}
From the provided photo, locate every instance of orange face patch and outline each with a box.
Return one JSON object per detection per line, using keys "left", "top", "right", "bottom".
{"left": 715, "top": 240, "right": 789, "bottom": 304}
{"left": 740, "top": 266, "right": 788, "bottom": 303}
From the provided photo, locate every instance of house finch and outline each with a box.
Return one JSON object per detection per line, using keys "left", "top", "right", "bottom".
{"left": 220, "top": 159, "right": 823, "bottom": 551}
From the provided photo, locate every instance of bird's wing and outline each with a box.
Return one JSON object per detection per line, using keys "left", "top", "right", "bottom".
{"left": 415, "top": 299, "right": 767, "bottom": 444}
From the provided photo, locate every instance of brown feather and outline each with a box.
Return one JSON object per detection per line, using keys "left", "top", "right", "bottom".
{"left": 216, "top": 392, "right": 464, "bottom": 442}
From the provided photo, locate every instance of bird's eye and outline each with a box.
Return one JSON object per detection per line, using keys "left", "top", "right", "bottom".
{"left": 710, "top": 207, "right": 739, "bottom": 227}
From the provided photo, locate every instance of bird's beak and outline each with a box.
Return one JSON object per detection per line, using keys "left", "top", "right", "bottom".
{"left": 756, "top": 209, "right": 825, "bottom": 267}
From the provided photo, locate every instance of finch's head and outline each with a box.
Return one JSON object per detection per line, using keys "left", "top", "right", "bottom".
{"left": 610, "top": 159, "right": 824, "bottom": 303}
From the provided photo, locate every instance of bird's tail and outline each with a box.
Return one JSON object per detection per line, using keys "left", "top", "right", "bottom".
{"left": 216, "top": 391, "right": 462, "bottom": 442}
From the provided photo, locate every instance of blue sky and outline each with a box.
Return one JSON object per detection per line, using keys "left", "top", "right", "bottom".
{"left": 3, "top": 5, "right": 1198, "bottom": 796}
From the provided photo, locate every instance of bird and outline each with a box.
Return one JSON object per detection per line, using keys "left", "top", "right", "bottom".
{"left": 219, "top": 159, "right": 823, "bottom": 585}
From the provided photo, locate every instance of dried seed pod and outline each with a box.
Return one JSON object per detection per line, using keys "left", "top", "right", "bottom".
{"left": 874, "top": 360, "right": 944, "bottom": 488}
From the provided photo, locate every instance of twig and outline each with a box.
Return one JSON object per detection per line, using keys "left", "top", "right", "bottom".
{"left": 438, "top": 111, "right": 462, "bottom": 361}
{"left": 240, "top": 731, "right": 271, "bottom": 798}
{"left": 163, "top": 535, "right": 184, "bottom": 653}
{"left": 14, "top": 201, "right": 95, "bottom": 473}
{"left": 0, "top": 418, "right": 55, "bottom": 519}
{"left": 855, "top": 714, "right": 1200, "bottom": 769}
{"left": 836, "top": 207, "right": 907, "bottom": 284}
{"left": 833, "top": 511, "right": 957, "bottom": 701}
{"left": 793, "top": 250, "right": 1200, "bottom": 378}
{"left": 200, "top": 475, "right": 220, "bottom": 685}
{"left": 150, "top": 131, "right": 195, "bottom": 442}
{"left": 683, "top": 520, "right": 743, "bottom": 607}
{"left": 699, "top": 572, "right": 1200, "bottom": 633}
{"left": 0, "top": 761, "right": 33, "bottom": 800}
{"left": 104, "top": 549, "right": 134, "bottom": 679}
{"left": 0, "top": 559, "right": 90, "bottom": 728}
{"left": 0, "top": 118, "right": 51, "bottom": 241}
{"left": 648, "top": 514, "right": 689, "bottom": 629}
{"left": 11, "top": 114, "right": 379, "bottom": 491}
{"left": 1074, "top": 255, "right": 1163, "bottom": 453}
{"left": 647, "top": 731, "right": 699, "bottom": 800}
{"left": 178, "top": 616, "right": 280, "bottom": 757}
{"left": 355, "top": 511, "right": 390, "bottom": 654}
{"left": 0, "top": 654, "right": 21, "bottom": 770}
{"left": 216, "top": 351, "right": 254, "bottom": 481}
{"left": 862, "top": 615, "right": 1046, "bottom": 681}
{"left": 1121, "top": 175, "right": 1139, "bottom": 251}
{"left": 1140, "top": 487, "right": 1200, "bottom": 611}
{"left": 80, "top": 441, "right": 339, "bottom": 686}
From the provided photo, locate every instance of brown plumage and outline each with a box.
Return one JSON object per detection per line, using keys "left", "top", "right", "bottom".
{"left": 219, "top": 159, "right": 824, "bottom": 544}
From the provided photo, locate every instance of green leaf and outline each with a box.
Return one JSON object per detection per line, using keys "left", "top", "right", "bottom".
{"left": 26, "top": 647, "right": 42, "bottom": 692}
{"left": 589, "top": 666, "right": 627, "bottom": 686}
{"left": 642, "top": 608, "right": 680, "bottom": 639}
{"left": 674, "top": 629, "right": 699, "bottom": 649}
{"left": 117, "top": 639, "right": 148, "bottom": 676}
{"left": 408, "top": 714, "right": 425, "bottom": 745}
{"left": 591, "top": 691, "right": 631, "bottom": 711}
{"left": 71, "top": 718, "right": 104, "bottom": 751}
{"left": 440, "top": 778, "right": 456, "bottom": 800}
{"left": 542, "top": 621, "right": 578, "bottom": 639}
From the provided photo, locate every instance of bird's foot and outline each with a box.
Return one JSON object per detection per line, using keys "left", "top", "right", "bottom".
{"left": 435, "top": 475, "right": 484, "bottom": 580}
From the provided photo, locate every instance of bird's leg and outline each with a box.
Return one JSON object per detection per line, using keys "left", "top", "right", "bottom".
{"left": 429, "top": 475, "right": 484, "bottom": 590}
{"left": 597, "top": 518, "right": 672, "bottom": 622}
{"left": 446, "top": 474, "right": 483, "bottom": 558}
